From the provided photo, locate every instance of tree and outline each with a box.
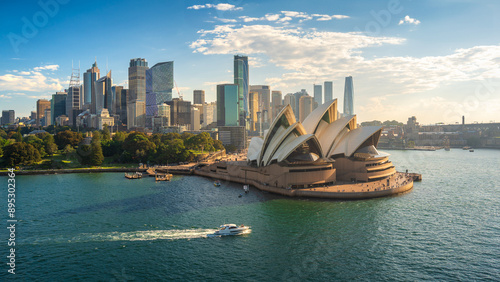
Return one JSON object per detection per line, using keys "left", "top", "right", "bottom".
{"left": 55, "top": 130, "right": 83, "bottom": 150}
{"left": 3, "top": 143, "right": 41, "bottom": 167}
{"left": 112, "top": 131, "right": 127, "bottom": 143}
{"left": 181, "top": 132, "right": 194, "bottom": 140}
{"left": 101, "top": 124, "right": 111, "bottom": 141}
{"left": 90, "top": 133, "right": 104, "bottom": 165}
{"left": 123, "top": 132, "right": 155, "bottom": 161}
{"left": 0, "top": 129, "right": 7, "bottom": 139}
{"left": 162, "top": 132, "right": 181, "bottom": 142}
{"left": 25, "top": 135, "right": 46, "bottom": 157}
{"left": 155, "top": 139, "right": 189, "bottom": 164}
{"left": 0, "top": 145, "right": 3, "bottom": 158}
{"left": 63, "top": 144, "right": 76, "bottom": 159}
{"left": 213, "top": 140, "right": 224, "bottom": 151}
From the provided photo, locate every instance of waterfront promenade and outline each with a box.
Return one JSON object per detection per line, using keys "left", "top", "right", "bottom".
{"left": 195, "top": 160, "right": 415, "bottom": 200}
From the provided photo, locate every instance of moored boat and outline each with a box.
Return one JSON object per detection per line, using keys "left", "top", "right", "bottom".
{"left": 214, "top": 180, "right": 221, "bottom": 187}
{"left": 155, "top": 173, "right": 173, "bottom": 181}
{"left": 125, "top": 172, "right": 142, "bottom": 179}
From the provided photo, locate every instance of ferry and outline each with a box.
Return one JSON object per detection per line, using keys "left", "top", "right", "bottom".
{"left": 207, "top": 224, "right": 250, "bottom": 237}
{"left": 155, "top": 173, "right": 173, "bottom": 181}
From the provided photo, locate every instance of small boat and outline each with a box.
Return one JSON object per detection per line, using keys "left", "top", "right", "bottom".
{"left": 155, "top": 173, "right": 173, "bottom": 181}
{"left": 243, "top": 185, "right": 249, "bottom": 193}
{"left": 207, "top": 224, "right": 251, "bottom": 237}
{"left": 214, "top": 180, "right": 221, "bottom": 187}
{"left": 125, "top": 172, "right": 142, "bottom": 179}
{"left": 462, "top": 146, "right": 471, "bottom": 150}
{"left": 469, "top": 149, "right": 474, "bottom": 152}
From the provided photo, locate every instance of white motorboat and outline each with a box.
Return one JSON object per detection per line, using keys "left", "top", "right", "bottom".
{"left": 243, "top": 185, "right": 249, "bottom": 193}
{"left": 207, "top": 224, "right": 250, "bottom": 237}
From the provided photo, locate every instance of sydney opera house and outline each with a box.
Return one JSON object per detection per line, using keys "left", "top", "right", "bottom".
{"left": 198, "top": 99, "right": 414, "bottom": 199}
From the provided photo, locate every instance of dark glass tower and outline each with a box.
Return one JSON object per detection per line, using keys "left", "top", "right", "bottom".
{"left": 343, "top": 76, "right": 354, "bottom": 115}
{"left": 234, "top": 55, "right": 248, "bottom": 126}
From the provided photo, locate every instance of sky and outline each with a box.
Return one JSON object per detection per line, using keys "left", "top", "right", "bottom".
{"left": 1, "top": 0, "right": 500, "bottom": 124}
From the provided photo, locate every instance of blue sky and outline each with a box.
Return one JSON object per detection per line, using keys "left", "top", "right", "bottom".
{"left": 1, "top": 0, "right": 500, "bottom": 124}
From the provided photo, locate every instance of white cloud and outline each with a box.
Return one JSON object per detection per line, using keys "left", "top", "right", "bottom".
{"left": 188, "top": 3, "right": 243, "bottom": 11}
{"left": 33, "top": 64, "right": 59, "bottom": 71}
{"left": 312, "top": 14, "right": 350, "bottom": 21}
{"left": 265, "top": 14, "right": 281, "bottom": 22}
{"left": 399, "top": 15, "right": 421, "bottom": 25}
{"left": 190, "top": 24, "right": 500, "bottom": 98}
{"left": 214, "top": 17, "right": 237, "bottom": 23}
{"left": 240, "top": 16, "right": 262, "bottom": 22}
{"left": 0, "top": 65, "right": 63, "bottom": 92}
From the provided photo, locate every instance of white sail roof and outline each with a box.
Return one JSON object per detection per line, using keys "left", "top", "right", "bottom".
{"left": 275, "top": 134, "right": 323, "bottom": 163}
{"left": 257, "top": 104, "right": 296, "bottom": 165}
{"left": 302, "top": 99, "right": 337, "bottom": 135}
{"left": 262, "top": 122, "right": 307, "bottom": 166}
{"left": 330, "top": 126, "right": 383, "bottom": 157}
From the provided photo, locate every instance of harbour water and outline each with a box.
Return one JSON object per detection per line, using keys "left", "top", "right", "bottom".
{"left": 1, "top": 149, "right": 499, "bottom": 281}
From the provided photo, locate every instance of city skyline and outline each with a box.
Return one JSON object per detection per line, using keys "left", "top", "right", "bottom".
{"left": 1, "top": 0, "right": 500, "bottom": 124}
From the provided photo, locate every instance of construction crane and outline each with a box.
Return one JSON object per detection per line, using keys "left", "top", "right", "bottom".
{"left": 174, "top": 80, "right": 183, "bottom": 100}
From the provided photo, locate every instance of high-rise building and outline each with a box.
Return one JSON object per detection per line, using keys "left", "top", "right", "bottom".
{"left": 30, "top": 111, "right": 36, "bottom": 121}
{"left": 217, "top": 84, "right": 239, "bottom": 126}
{"left": 112, "top": 85, "right": 127, "bottom": 124}
{"left": 248, "top": 91, "right": 259, "bottom": 132}
{"left": 191, "top": 107, "right": 200, "bottom": 131}
{"left": 36, "top": 99, "right": 51, "bottom": 126}
{"left": 283, "top": 93, "right": 296, "bottom": 114}
{"left": 193, "top": 90, "right": 205, "bottom": 105}
{"left": 51, "top": 91, "right": 67, "bottom": 125}
{"left": 314, "top": 84, "right": 322, "bottom": 107}
{"left": 84, "top": 61, "right": 100, "bottom": 107}
{"left": 166, "top": 98, "right": 191, "bottom": 126}
{"left": 1, "top": 110, "right": 15, "bottom": 125}
{"left": 344, "top": 76, "right": 354, "bottom": 115}
{"left": 271, "top": 90, "right": 282, "bottom": 120}
{"left": 202, "top": 102, "right": 217, "bottom": 127}
{"left": 324, "top": 81, "right": 333, "bottom": 102}
{"left": 128, "top": 58, "right": 149, "bottom": 129}
{"left": 294, "top": 89, "right": 308, "bottom": 120}
{"left": 299, "top": 95, "right": 314, "bottom": 122}
{"left": 234, "top": 55, "right": 249, "bottom": 126}
{"left": 250, "top": 85, "right": 271, "bottom": 123}
{"left": 92, "top": 71, "right": 113, "bottom": 116}
{"left": 44, "top": 109, "right": 51, "bottom": 126}
{"left": 66, "top": 86, "right": 81, "bottom": 126}
{"left": 146, "top": 61, "right": 174, "bottom": 117}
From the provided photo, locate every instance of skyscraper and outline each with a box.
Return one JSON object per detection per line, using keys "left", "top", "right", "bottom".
{"left": 217, "top": 84, "right": 239, "bottom": 126}
{"left": 146, "top": 61, "right": 174, "bottom": 117}
{"left": 36, "top": 99, "right": 51, "bottom": 126}
{"left": 94, "top": 71, "right": 113, "bottom": 116}
{"left": 314, "top": 84, "right": 322, "bottom": 108}
{"left": 1, "top": 110, "right": 15, "bottom": 125}
{"left": 248, "top": 91, "right": 259, "bottom": 131}
{"left": 84, "top": 61, "right": 100, "bottom": 107}
{"left": 193, "top": 90, "right": 205, "bottom": 105}
{"left": 299, "top": 95, "right": 314, "bottom": 122}
{"left": 166, "top": 98, "right": 191, "bottom": 126}
{"left": 324, "top": 81, "right": 333, "bottom": 102}
{"left": 249, "top": 85, "right": 271, "bottom": 124}
{"left": 66, "top": 86, "right": 81, "bottom": 126}
{"left": 294, "top": 89, "right": 308, "bottom": 120}
{"left": 283, "top": 93, "right": 296, "bottom": 114}
{"left": 344, "top": 76, "right": 354, "bottom": 115}
{"left": 234, "top": 55, "right": 249, "bottom": 126}
{"left": 271, "top": 90, "right": 282, "bottom": 120}
{"left": 51, "top": 91, "right": 67, "bottom": 125}
{"left": 128, "top": 58, "right": 148, "bottom": 129}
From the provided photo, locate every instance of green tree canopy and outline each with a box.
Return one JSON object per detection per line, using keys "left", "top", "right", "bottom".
{"left": 3, "top": 143, "right": 41, "bottom": 167}
{"left": 123, "top": 132, "right": 156, "bottom": 160}
{"left": 54, "top": 130, "right": 83, "bottom": 150}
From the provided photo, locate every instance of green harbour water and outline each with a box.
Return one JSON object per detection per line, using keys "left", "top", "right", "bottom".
{"left": 1, "top": 149, "right": 499, "bottom": 281}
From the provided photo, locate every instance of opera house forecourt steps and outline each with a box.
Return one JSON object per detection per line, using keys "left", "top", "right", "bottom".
{"left": 196, "top": 99, "right": 417, "bottom": 199}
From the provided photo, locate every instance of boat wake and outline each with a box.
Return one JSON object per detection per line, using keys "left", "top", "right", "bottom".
{"left": 22, "top": 229, "right": 216, "bottom": 244}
